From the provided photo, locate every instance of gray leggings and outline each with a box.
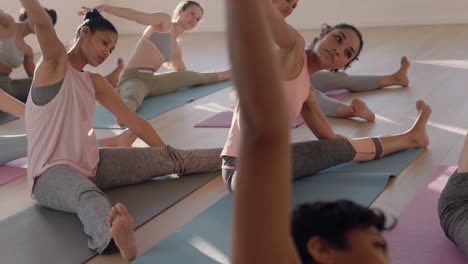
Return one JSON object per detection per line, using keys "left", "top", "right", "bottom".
{"left": 310, "top": 71, "right": 379, "bottom": 116}
{"left": 438, "top": 171, "right": 468, "bottom": 256}
{"left": 32, "top": 146, "right": 222, "bottom": 253}
{"left": 222, "top": 138, "right": 373, "bottom": 191}
{"left": 119, "top": 69, "right": 219, "bottom": 112}
{"left": 0, "top": 74, "right": 32, "bottom": 103}
{"left": 0, "top": 135, "right": 28, "bottom": 166}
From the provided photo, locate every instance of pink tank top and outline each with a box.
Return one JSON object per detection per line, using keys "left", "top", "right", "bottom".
{"left": 222, "top": 52, "right": 311, "bottom": 157}
{"left": 25, "top": 63, "right": 99, "bottom": 192}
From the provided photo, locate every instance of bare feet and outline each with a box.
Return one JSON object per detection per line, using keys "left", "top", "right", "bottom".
{"left": 101, "top": 129, "right": 137, "bottom": 147}
{"left": 350, "top": 98, "right": 375, "bottom": 121}
{"left": 217, "top": 69, "right": 232, "bottom": 81}
{"left": 392, "top": 56, "right": 410, "bottom": 87}
{"left": 108, "top": 203, "right": 137, "bottom": 262}
{"left": 406, "top": 99, "right": 431, "bottom": 148}
{"left": 105, "top": 58, "right": 125, "bottom": 88}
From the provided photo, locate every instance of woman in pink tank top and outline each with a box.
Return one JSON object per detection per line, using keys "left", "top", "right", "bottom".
{"left": 22, "top": 1, "right": 222, "bottom": 261}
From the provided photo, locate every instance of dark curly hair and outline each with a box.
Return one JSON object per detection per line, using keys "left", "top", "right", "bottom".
{"left": 75, "top": 9, "right": 117, "bottom": 40}
{"left": 291, "top": 200, "right": 393, "bottom": 264}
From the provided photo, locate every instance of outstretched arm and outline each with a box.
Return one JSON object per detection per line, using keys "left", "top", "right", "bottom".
{"left": 0, "top": 89, "right": 25, "bottom": 118}
{"left": 80, "top": 5, "right": 172, "bottom": 32}
{"left": 301, "top": 87, "right": 340, "bottom": 139}
{"left": 264, "top": 0, "right": 303, "bottom": 50}
{"left": 23, "top": 44, "right": 35, "bottom": 77}
{"left": 228, "top": 0, "right": 299, "bottom": 263}
{"left": 92, "top": 73, "right": 166, "bottom": 147}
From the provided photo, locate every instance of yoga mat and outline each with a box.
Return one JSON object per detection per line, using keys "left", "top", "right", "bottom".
{"left": 195, "top": 111, "right": 304, "bottom": 128}
{"left": 0, "top": 111, "right": 19, "bottom": 125}
{"left": 134, "top": 148, "right": 423, "bottom": 263}
{"left": 385, "top": 165, "right": 468, "bottom": 264}
{"left": 0, "top": 171, "right": 219, "bottom": 264}
{"left": 93, "top": 80, "right": 233, "bottom": 129}
{"left": 194, "top": 89, "right": 349, "bottom": 128}
{"left": 0, "top": 157, "right": 27, "bottom": 186}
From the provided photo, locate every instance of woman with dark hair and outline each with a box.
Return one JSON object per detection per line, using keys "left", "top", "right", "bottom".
{"left": 221, "top": 0, "right": 432, "bottom": 191}
{"left": 228, "top": 1, "right": 390, "bottom": 263}
{"left": 0, "top": 7, "right": 56, "bottom": 102}
{"left": 274, "top": 0, "right": 410, "bottom": 122}
{"left": 21, "top": 0, "right": 222, "bottom": 261}
{"left": 80, "top": 1, "right": 231, "bottom": 119}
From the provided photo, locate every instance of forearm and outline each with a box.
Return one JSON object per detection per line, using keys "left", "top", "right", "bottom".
{"left": 128, "top": 118, "right": 165, "bottom": 147}
{"left": 0, "top": 90, "right": 25, "bottom": 118}
{"left": 102, "top": 5, "right": 171, "bottom": 29}
{"left": 302, "top": 107, "right": 338, "bottom": 139}
{"left": 20, "top": 0, "right": 54, "bottom": 27}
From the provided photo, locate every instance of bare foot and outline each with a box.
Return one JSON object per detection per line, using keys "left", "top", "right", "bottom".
{"left": 350, "top": 98, "right": 375, "bottom": 121}
{"left": 392, "top": 56, "right": 410, "bottom": 87}
{"left": 101, "top": 129, "right": 137, "bottom": 147}
{"left": 105, "top": 58, "right": 125, "bottom": 88}
{"left": 407, "top": 99, "right": 431, "bottom": 148}
{"left": 108, "top": 203, "right": 137, "bottom": 262}
{"left": 217, "top": 69, "right": 232, "bottom": 81}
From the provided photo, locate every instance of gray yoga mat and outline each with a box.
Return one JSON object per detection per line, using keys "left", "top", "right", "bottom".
{"left": 0, "top": 111, "right": 19, "bottom": 125}
{"left": 93, "top": 80, "right": 233, "bottom": 129}
{"left": 134, "top": 148, "right": 423, "bottom": 264}
{"left": 0, "top": 172, "right": 219, "bottom": 264}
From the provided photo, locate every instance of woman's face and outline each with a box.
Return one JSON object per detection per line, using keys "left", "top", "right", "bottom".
{"left": 313, "top": 28, "right": 360, "bottom": 70}
{"left": 178, "top": 5, "right": 203, "bottom": 31}
{"left": 80, "top": 28, "right": 117, "bottom": 67}
{"left": 273, "top": 0, "right": 298, "bottom": 18}
{"left": 308, "top": 227, "right": 389, "bottom": 264}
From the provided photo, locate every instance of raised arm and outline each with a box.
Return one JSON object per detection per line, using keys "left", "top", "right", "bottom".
{"left": 80, "top": 5, "right": 172, "bottom": 32}
{"left": 22, "top": 44, "right": 35, "bottom": 77}
{"left": 20, "top": 0, "right": 66, "bottom": 63}
{"left": 92, "top": 73, "right": 166, "bottom": 147}
{"left": 0, "top": 10, "right": 16, "bottom": 39}
{"left": 301, "top": 87, "right": 340, "bottom": 139}
{"left": 264, "top": 0, "right": 303, "bottom": 50}
{"left": 0, "top": 89, "right": 25, "bottom": 118}
{"left": 228, "top": 0, "right": 299, "bottom": 263}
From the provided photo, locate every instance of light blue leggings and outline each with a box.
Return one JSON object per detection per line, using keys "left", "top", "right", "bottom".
{"left": 311, "top": 71, "right": 379, "bottom": 116}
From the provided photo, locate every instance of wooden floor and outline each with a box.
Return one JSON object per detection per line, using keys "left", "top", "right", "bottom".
{"left": 1, "top": 24, "right": 468, "bottom": 263}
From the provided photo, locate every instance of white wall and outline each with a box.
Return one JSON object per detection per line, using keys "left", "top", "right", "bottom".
{"left": 2, "top": 0, "right": 468, "bottom": 51}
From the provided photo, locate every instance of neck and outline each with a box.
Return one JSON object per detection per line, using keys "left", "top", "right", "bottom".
{"left": 306, "top": 49, "right": 325, "bottom": 74}
{"left": 171, "top": 22, "right": 186, "bottom": 38}
{"left": 68, "top": 44, "right": 87, "bottom": 71}
{"left": 17, "top": 23, "right": 33, "bottom": 38}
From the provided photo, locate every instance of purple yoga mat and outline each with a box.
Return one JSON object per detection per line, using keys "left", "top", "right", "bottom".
{"left": 195, "top": 111, "right": 304, "bottom": 128}
{"left": 324, "top": 88, "right": 350, "bottom": 100}
{"left": 385, "top": 165, "right": 468, "bottom": 264}
{"left": 0, "top": 157, "right": 27, "bottom": 186}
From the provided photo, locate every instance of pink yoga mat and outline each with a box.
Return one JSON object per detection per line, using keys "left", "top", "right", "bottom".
{"left": 195, "top": 111, "right": 304, "bottom": 128}
{"left": 0, "top": 157, "right": 27, "bottom": 186}
{"left": 385, "top": 165, "right": 467, "bottom": 264}
{"left": 324, "top": 89, "right": 350, "bottom": 100}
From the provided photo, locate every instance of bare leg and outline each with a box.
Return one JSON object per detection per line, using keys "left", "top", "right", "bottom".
{"left": 350, "top": 99, "right": 430, "bottom": 159}
{"left": 378, "top": 56, "right": 410, "bottom": 88}
{"left": 108, "top": 203, "right": 137, "bottom": 262}
{"left": 335, "top": 98, "right": 375, "bottom": 121}
{"left": 100, "top": 129, "right": 138, "bottom": 147}
{"left": 105, "top": 58, "right": 125, "bottom": 88}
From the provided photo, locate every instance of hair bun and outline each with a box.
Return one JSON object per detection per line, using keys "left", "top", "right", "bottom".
{"left": 84, "top": 9, "right": 103, "bottom": 20}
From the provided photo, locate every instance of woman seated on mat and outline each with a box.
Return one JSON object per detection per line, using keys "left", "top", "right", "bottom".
{"left": 80, "top": 1, "right": 231, "bottom": 118}
{"left": 0, "top": 7, "right": 56, "bottom": 103}
{"left": 274, "top": 0, "right": 410, "bottom": 122}
{"left": 439, "top": 132, "right": 468, "bottom": 257}
{"left": 228, "top": 1, "right": 391, "bottom": 263}
{"left": 21, "top": 1, "right": 222, "bottom": 261}
{"left": 221, "top": 0, "right": 432, "bottom": 191}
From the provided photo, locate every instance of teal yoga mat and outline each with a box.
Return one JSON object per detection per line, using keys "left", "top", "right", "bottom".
{"left": 0, "top": 111, "right": 19, "bottom": 125}
{"left": 134, "top": 148, "right": 423, "bottom": 264}
{"left": 0, "top": 172, "right": 219, "bottom": 264}
{"left": 93, "top": 80, "right": 233, "bottom": 129}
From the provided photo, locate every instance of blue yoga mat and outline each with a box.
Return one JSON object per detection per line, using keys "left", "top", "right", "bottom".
{"left": 0, "top": 111, "right": 19, "bottom": 125}
{"left": 134, "top": 148, "right": 423, "bottom": 263}
{"left": 0, "top": 172, "right": 219, "bottom": 264}
{"left": 93, "top": 80, "right": 233, "bottom": 129}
